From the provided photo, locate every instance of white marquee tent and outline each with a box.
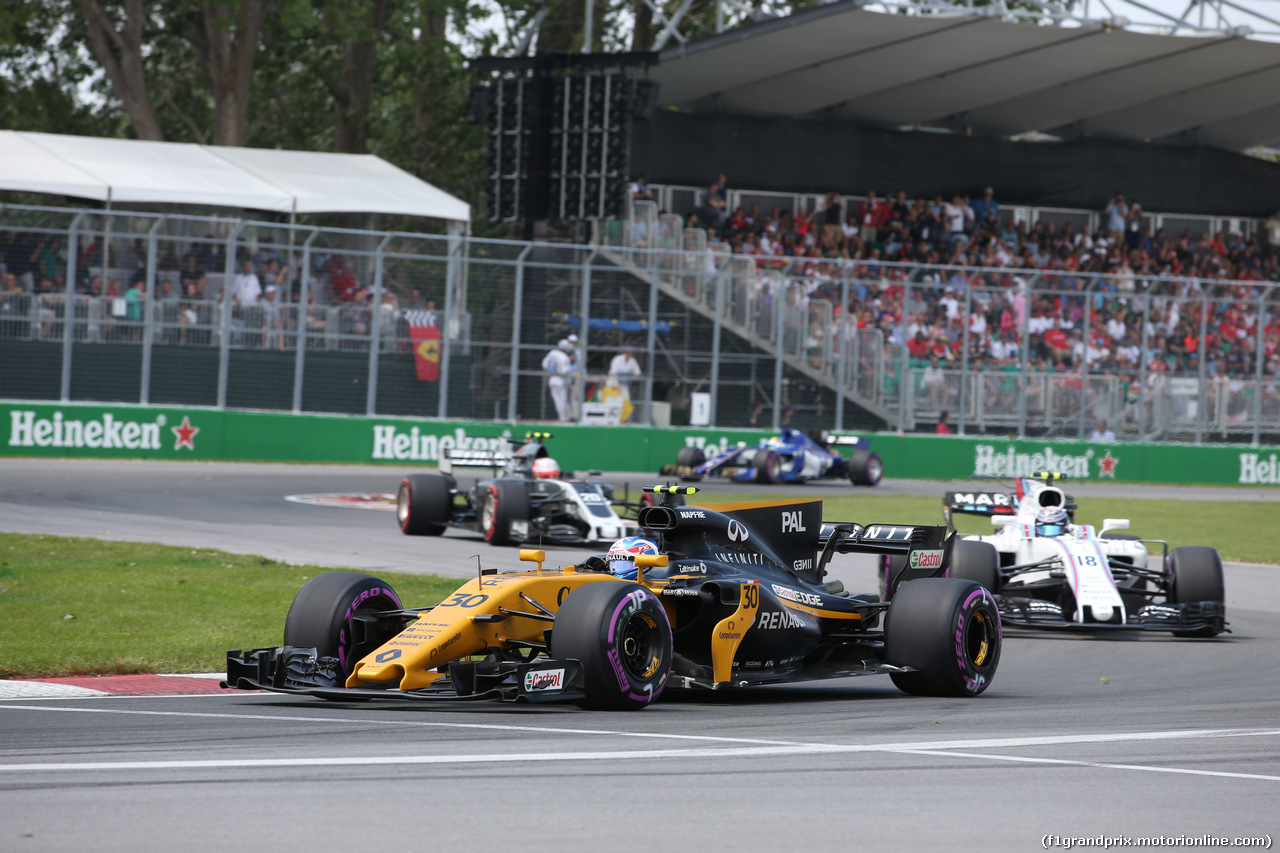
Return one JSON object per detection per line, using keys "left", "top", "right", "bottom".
{"left": 0, "top": 131, "right": 470, "bottom": 223}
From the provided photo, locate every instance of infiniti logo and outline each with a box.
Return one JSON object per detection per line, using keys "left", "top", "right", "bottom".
{"left": 727, "top": 520, "right": 749, "bottom": 542}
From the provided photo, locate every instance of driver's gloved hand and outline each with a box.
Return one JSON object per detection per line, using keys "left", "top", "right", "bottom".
{"left": 578, "top": 556, "right": 610, "bottom": 573}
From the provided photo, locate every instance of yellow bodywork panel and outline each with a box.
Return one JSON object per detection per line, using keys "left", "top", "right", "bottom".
{"left": 346, "top": 570, "right": 618, "bottom": 690}
{"left": 710, "top": 581, "right": 761, "bottom": 684}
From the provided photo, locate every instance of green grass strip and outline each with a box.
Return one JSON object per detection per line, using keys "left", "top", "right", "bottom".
{"left": 0, "top": 534, "right": 457, "bottom": 679}
{"left": 696, "top": 491, "right": 1280, "bottom": 565}
{"left": 1, "top": 492, "right": 1273, "bottom": 678}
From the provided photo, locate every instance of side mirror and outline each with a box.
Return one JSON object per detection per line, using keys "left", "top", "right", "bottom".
{"left": 1101, "top": 519, "right": 1130, "bottom": 534}
{"left": 633, "top": 552, "right": 668, "bottom": 583}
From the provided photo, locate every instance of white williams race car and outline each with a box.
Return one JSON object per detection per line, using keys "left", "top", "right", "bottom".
{"left": 882, "top": 473, "right": 1227, "bottom": 637}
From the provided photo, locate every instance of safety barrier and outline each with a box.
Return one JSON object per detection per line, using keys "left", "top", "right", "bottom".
{"left": 3, "top": 401, "right": 1276, "bottom": 486}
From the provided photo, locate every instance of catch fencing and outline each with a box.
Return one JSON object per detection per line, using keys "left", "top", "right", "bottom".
{"left": 2, "top": 203, "right": 1278, "bottom": 443}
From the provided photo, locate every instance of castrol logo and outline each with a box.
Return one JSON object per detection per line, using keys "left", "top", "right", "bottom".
{"left": 908, "top": 549, "right": 944, "bottom": 570}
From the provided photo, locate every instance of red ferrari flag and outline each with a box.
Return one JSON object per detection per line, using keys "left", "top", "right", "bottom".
{"left": 406, "top": 310, "right": 441, "bottom": 381}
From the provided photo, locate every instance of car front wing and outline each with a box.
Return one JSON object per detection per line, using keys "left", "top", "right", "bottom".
{"left": 224, "top": 646, "right": 586, "bottom": 703}
{"left": 994, "top": 596, "right": 1228, "bottom": 634}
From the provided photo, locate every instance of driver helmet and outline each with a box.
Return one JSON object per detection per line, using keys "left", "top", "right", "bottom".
{"left": 1034, "top": 506, "right": 1070, "bottom": 537}
{"left": 606, "top": 536, "right": 659, "bottom": 580}
{"left": 532, "top": 457, "right": 560, "bottom": 479}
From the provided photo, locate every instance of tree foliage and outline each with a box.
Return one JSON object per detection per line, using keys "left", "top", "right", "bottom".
{"left": 0, "top": 0, "right": 820, "bottom": 219}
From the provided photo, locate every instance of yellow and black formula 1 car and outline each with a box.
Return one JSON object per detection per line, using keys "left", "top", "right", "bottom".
{"left": 225, "top": 492, "right": 1001, "bottom": 710}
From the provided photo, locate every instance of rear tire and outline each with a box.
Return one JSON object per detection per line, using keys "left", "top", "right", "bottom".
{"left": 886, "top": 578, "right": 1001, "bottom": 697}
{"left": 847, "top": 449, "right": 883, "bottom": 486}
{"left": 397, "top": 474, "right": 450, "bottom": 536}
{"left": 1168, "top": 545, "right": 1225, "bottom": 638}
{"left": 480, "top": 480, "right": 531, "bottom": 546}
{"left": 674, "top": 446, "right": 706, "bottom": 481}
{"left": 283, "top": 572, "right": 405, "bottom": 683}
{"left": 550, "top": 581, "right": 672, "bottom": 710}
{"left": 947, "top": 540, "right": 1001, "bottom": 594}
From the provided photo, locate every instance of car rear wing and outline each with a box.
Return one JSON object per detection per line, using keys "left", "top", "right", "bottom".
{"left": 821, "top": 432, "right": 870, "bottom": 450}
{"left": 942, "top": 491, "right": 1018, "bottom": 528}
{"left": 439, "top": 448, "right": 510, "bottom": 476}
{"left": 816, "top": 522, "right": 954, "bottom": 591}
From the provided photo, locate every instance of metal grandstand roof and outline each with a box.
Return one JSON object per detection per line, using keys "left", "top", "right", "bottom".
{"left": 650, "top": 1, "right": 1280, "bottom": 150}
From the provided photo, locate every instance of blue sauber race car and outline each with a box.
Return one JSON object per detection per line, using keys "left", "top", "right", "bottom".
{"left": 660, "top": 429, "right": 882, "bottom": 486}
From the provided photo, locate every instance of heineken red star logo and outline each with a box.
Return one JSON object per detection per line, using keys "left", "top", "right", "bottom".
{"left": 1098, "top": 450, "right": 1118, "bottom": 478}
{"left": 171, "top": 416, "right": 199, "bottom": 451}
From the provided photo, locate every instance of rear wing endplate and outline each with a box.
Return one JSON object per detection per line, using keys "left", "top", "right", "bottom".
{"left": 439, "top": 448, "right": 509, "bottom": 476}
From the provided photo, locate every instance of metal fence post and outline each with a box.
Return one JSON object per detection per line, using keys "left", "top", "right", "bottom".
{"left": 898, "top": 279, "right": 911, "bottom": 434}
{"left": 366, "top": 234, "right": 393, "bottom": 416}
{"left": 1253, "top": 285, "right": 1271, "bottom": 446}
{"left": 1138, "top": 290, "right": 1150, "bottom": 441}
{"left": 217, "top": 222, "right": 247, "bottom": 409}
{"left": 772, "top": 272, "right": 786, "bottom": 432}
{"left": 1018, "top": 274, "right": 1033, "bottom": 439}
{"left": 1195, "top": 285, "right": 1208, "bottom": 444}
{"left": 140, "top": 216, "right": 165, "bottom": 405}
{"left": 438, "top": 227, "right": 465, "bottom": 420}
{"left": 60, "top": 212, "right": 86, "bottom": 402}
{"left": 834, "top": 263, "right": 852, "bottom": 433}
{"left": 643, "top": 249, "right": 661, "bottom": 425}
{"left": 958, "top": 273, "right": 975, "bottom": 436}
{"left": 293, "top": 229, "right": 320, "bottom": 413}
{"left": 709, "top": 255, "right": 727, "bottom": 428}
{"left": 577, "top": 247, "right": 600, "bottom": 423}
{"left": 1078, "top": 280, "right": 1093, "bottom": 440}
{"left": 508, "top": 244, "right": 533, "bottom": 423}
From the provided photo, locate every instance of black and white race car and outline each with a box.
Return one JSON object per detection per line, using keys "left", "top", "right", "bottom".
{"left": 227, "top": 493, "right": 1001, "bottom": 708}
{"left": 396, "top": 433, "right": 680, "bottom": 547}
{"left": 900, "top": 473, "right": 1227, "bottom": 637}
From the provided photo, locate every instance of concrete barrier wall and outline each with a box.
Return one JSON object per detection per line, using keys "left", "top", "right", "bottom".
{"left": 4, "top": 402, "right": 1276, "bottom": 486}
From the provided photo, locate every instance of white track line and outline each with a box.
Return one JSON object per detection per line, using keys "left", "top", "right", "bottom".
{"left": 1, "top": 705, "right": 1277, "bottom": 779}
{"left": 896, "top": 749, "right": 1280, "bottom": 783}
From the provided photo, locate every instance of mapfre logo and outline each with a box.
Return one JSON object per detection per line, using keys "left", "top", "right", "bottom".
{"left": 522, "top": 668, "right": 565, "bottom": 692}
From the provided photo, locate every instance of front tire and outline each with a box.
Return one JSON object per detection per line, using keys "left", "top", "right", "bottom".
{"left": 947, "top": 540, "right": 1001, "bottom": 594}
{"left": 480, "top": 480, "right": 531, "bottom": 546}
{"left": 550, "top": 581, "right": 672, "bottom": 710}
{"left": 885, "top": 577, "right": 1001, "bottom": 697}
{"left": 397, "top": 474, "right": 450, "bottom": 536}
{"left": 847, "top": 449, "right": 883, "bottom": 486}
{"left": 283, "top": 572, "right": 405, "bottom": 682}
{"left": 755, "top": 450, "right": 784, "bottom": 484}
{"left": 1168, "top": 545, "right": 1226, "bottom": 638}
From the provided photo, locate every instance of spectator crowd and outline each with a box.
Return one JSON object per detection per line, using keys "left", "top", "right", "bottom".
{"left": 0, "top": 229, "right": 439, "bottom": 348}
{"left": 663, "top": 177, "right": 1280, "bottom": 395}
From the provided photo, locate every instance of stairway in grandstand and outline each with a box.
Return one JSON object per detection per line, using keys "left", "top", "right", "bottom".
{"left": 596, "top": 245, "right": 894, "bottom": 427}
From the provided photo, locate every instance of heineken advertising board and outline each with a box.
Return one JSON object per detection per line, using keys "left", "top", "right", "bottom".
{"left": 2, "top": 401, "right": 1276, "bottom": 486}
